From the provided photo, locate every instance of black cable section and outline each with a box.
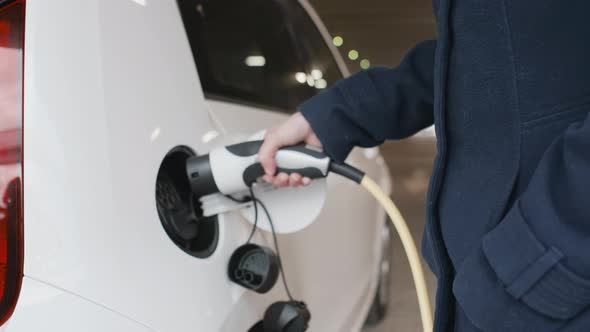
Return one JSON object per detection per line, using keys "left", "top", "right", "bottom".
{"left": 225, "top": 194, "right": 249, "bottom": 204}
{"left": 329, "top": 162, "right": 365, "bottom": 183}
{"left": 250, "top": 192, "right": 295, "bottom": 302}
{"left": 224, "top": 192, "right": 258, "bottom": 243}
{"left": 245, "top": 186, "right": 258, "bottom": 243}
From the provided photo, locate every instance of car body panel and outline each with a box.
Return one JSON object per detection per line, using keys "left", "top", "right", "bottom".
{"left": 2, "top": 277, "right": 154, "bottom": 332}
{"left": 17, "top": 0, "right": 392, "bottom": 331}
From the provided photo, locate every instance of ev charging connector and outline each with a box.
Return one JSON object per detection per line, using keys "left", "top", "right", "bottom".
{"left": 184, "top": 140, "right": 433, "bottom": 332}
{"left": 186, "top": 140, "right": 331, "bottom": 197}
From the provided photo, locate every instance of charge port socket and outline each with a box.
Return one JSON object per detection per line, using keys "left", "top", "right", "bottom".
{"left": 156, "top": 146, "right": 218, "bottom": 258}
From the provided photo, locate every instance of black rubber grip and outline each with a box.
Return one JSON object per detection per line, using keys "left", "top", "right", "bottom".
{"left": 226, "top": 140, "right": 264, "bottom": 157}
{"left": 242, "top": 163, "right": 326, "bottom": 186}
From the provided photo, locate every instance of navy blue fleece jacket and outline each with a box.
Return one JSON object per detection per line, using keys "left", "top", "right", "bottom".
{"left": 299, "top": 1, "right": 590, "bottom": 331}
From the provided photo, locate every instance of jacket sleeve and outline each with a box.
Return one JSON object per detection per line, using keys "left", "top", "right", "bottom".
{"left": 298, "top": 39, "right": 436, "bottom": 163}
{"left": 453, "top": 113, "right": 590, "bottom": 331}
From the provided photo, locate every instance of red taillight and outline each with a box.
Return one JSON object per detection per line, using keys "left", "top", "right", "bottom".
{"left": 0, "top": 0, "right": 24, "bottom": 326}
{"left": 0, "top": 21, "right": 9, "bottom": 45}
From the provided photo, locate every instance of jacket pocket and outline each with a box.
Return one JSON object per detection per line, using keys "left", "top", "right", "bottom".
{"left": 515, "top": 104, "right": 590, "bottom": 193}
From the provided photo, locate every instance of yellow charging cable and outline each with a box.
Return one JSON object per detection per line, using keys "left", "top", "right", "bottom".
{"left": 361, "top": 175, "right": 433, "bottom": 332}
{"left": 329, "top": 162, "right": 432, "bottom": 331}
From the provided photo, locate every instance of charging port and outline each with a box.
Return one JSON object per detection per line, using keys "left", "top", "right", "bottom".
{"left": 156, "top": 146, "right": 218, "bottom": 258}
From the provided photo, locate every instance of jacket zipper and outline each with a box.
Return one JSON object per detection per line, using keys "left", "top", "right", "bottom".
{"left": 428, "top": 0, "right": 455, "bottom": 330}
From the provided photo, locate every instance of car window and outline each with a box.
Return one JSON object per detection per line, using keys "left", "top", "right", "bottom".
{"left": 178, "top": 0, "right": 311, "bottom": 112}
{"left": 286, "top": 1, "right": 343, "bottom": 91}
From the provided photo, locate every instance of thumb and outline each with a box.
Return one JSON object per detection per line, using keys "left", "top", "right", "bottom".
{"left": 258, "top": 129, "right": 283, "bottom": 176}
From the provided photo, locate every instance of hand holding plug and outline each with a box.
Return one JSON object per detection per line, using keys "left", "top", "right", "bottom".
{"left": 258, "top": 112, "right": 323, "bottom": 188}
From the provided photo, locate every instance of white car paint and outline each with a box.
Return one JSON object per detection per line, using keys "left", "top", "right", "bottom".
{"left": 2, "top": 277, "right": 155, "bottom": 332}
{"left": 12, "top": 0, "right": 392, "bottom": 331}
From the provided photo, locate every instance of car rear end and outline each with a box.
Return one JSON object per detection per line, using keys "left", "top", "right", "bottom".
{"left": 0, "top": 0, "right": 25, "bottom": 327}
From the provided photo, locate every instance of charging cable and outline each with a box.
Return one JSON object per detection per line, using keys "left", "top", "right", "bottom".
{"left": 229, "top": 188, "right": 296, "bottom": 302}
{"left": 188, "top": 142, "right": 433, "bottom": 331}
{"left": 328, "top": 163, "right": 433, "bottom": 332}
{"left": 253, "top": 195, "right": 296, "bottom": 302}
{"left": 232, "top": 166, "right": 433, "bottom": 332}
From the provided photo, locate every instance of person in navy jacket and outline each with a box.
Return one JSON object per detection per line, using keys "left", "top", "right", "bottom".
{"left": 259, "top": 0, "right": 590, "bottom": 331}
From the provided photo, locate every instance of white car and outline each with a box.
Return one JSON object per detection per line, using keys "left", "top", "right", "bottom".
{"left": 0, "top": 0, "right": 393, "bottom": 331}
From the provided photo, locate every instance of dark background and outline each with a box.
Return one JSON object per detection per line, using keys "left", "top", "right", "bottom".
{"left": 309, "top": 0, "right": 435, "bottom": 70}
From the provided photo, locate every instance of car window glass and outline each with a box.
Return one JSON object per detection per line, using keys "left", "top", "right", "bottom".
{"left": 178, "top": 0, "right": 320, "bottom": 112}
{"left": 286, "top": 1, "right": 343, "bottom": 91}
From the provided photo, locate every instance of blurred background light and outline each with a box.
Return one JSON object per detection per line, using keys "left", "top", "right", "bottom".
{"left": 332, "top": 36, "right": 344, "bottom": 47}
{"left": 360, "top": 59, "right": 370, "bottom": 69}
{"left": 311, "top": 69, "right": 323, "bottom": 80}
{"left": 244, "top": 55, "right": 266, "bottom": 67}
{"left": 306, "top": 75, "right": 316, "bottom": 87}
{"left": 295, "top": 72, "right": 307, "bottom": 84}
{"left": 315, "top": 79, "right": 327, "bottom": 89}
{"left": 348, "top": 49, "right": 359, "bottom": 61}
